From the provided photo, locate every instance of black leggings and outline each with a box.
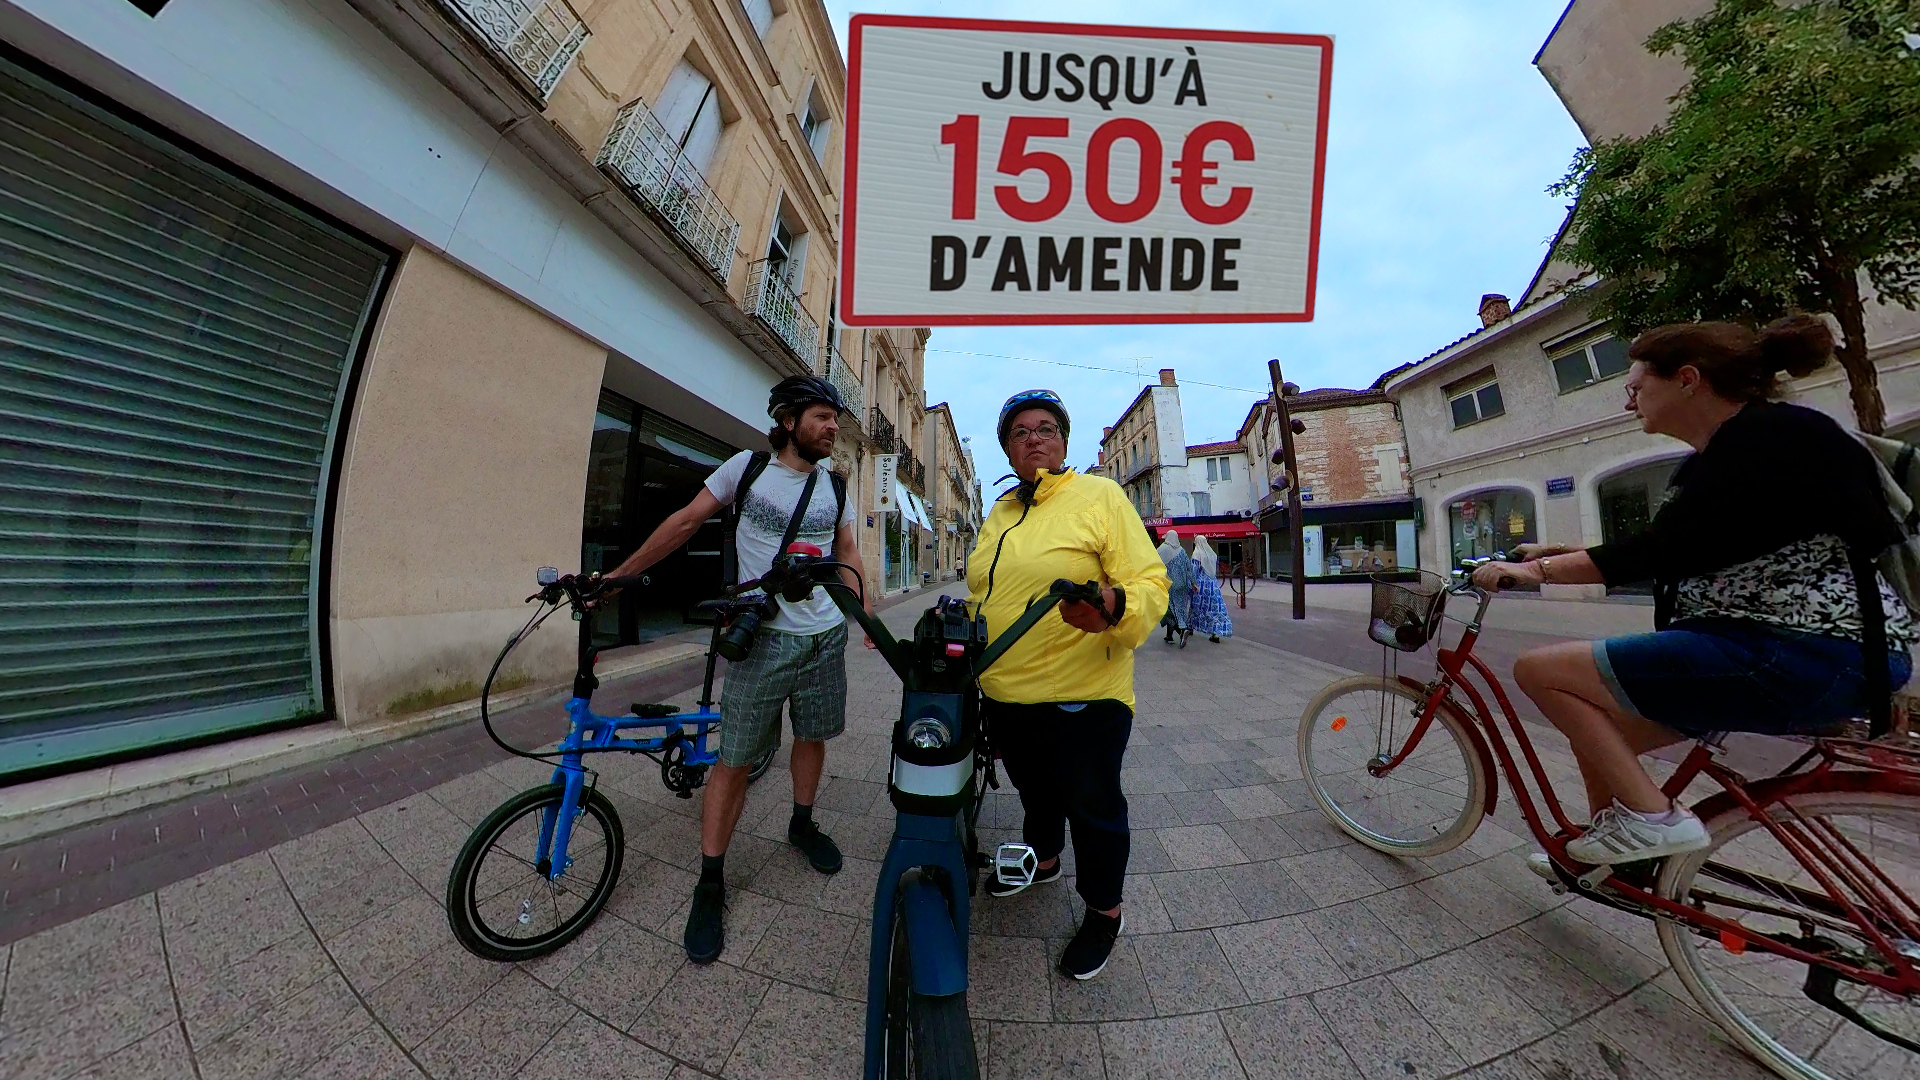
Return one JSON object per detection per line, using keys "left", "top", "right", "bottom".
{"left": 987, "top": 698, "right": 1132, "bottom": 911}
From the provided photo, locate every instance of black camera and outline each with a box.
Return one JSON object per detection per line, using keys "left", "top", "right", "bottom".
{"left": 716, "top": 603, "right": 770, "bottom": 662}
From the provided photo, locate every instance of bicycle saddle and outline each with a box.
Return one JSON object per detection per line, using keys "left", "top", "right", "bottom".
{"left": 630, "top": 702, "right": 681, "bottom": 718}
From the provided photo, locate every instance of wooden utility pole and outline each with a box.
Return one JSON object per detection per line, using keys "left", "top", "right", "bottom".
{"left": 1266, "top": 359, "right": 1306, "bottom": 620}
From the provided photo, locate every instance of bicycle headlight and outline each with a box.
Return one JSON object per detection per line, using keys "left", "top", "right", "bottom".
{"left": 905, "top": 716, "right": 953, "bottom": 750}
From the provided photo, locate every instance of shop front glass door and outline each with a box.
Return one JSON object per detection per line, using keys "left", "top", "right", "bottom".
{"left": 1447, "top": 489, "right": 1537, "bottom": 567}
{"left": 580, "top": 392, "right": 736, "bottom": 647}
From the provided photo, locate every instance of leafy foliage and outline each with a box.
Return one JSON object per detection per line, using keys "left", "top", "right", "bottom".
{"left": 1553, "top": 0, "right": 1920, "bottom": 431}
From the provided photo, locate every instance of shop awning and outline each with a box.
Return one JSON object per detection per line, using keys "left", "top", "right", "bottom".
{"left": 901, "top": 490, "right": 932, "bottom": 530}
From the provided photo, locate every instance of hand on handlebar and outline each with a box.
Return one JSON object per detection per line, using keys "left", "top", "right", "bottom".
{"left": 1469, "top": 560, "right": 1538, "bottom": 592}
{"left": 1057, "top": 581, "right": 1118, "bottom": 634}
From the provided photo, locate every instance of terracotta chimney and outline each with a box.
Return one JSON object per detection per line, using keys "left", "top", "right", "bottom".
{"left": 1158, "top": 368, "right": 1177, "bottom": 386}
{"left": 1478, "top": 294, "right": 1511, "bottom": 328}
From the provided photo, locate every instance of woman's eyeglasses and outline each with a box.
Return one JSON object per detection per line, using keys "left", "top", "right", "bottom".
{"left": 1008, "top": 422, "right": 1062, "bottom": 444}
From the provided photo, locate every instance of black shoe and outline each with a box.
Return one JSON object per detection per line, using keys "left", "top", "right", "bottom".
{"left": 985, "top": 858, "right": 1063, "bottom": 898}
{"left": 1059, "top": 909, "right": 1124, "bottom": 980}
{"left": 788, "top": 819, "right": 843, "bottom": 874}
{"left": 1208, "top": 635, "right": 1221, "bottom": 643}
{"left": 684, "top": 881, "right": 725, "bottom": 964}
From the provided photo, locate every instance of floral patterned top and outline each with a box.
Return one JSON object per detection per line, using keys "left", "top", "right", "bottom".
{"left": 1674, "top": 534, "right": 1918, "bottom": 648}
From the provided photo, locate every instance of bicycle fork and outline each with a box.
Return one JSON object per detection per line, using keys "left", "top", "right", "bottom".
{"left": 534, "top": 758, "right": 589, "bottom": 882}
{"left": 863, "top": 813, "right": 974, "bottom": 1080}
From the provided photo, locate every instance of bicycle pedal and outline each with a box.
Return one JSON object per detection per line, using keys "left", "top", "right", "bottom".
{"left": 1575, "top": 865, "right": 1613, "bottom": 891}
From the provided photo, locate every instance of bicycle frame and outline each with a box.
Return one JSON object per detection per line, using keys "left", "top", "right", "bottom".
{"left": 1378, "top": 582, "right": 1920, "bottom": 998}
{"left": 529, "top": 597, "right": 734, "bottom": 884}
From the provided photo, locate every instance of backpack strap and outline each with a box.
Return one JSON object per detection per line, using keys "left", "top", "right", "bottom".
{"left": 1851, "top": 545, "right": 1895, "bottom": 739}
{"left": 830, "top": 470, "right": 848, "bottom": 534}
{"left": 722, "top": 450, "right": 772, "bottom": 587}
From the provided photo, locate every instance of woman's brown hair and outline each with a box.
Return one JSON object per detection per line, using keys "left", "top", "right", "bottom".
{"left": 1626, "top": 314, "right": 1833, "bottom": 402}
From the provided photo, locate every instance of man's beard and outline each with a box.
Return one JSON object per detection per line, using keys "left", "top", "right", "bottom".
{"left": 794, "top": 429, "right": 833, "bottom": 462}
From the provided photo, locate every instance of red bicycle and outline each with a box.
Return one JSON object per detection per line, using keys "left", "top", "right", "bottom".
{"left": 1298, "top": 565, "right": 1920, "bottom": 1080}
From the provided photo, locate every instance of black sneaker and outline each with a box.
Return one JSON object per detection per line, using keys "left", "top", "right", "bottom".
{"left": 985, "top": 858, "right": 1062, "bottom": 898}
{"left": 788, "top": 819, "right": 843, "bottom": 874}
{"left": 684, "top": 881, "right": 725, "bottom": 964}
{"left": 1059, "top": 909, "right": 1124, "bottom": 980}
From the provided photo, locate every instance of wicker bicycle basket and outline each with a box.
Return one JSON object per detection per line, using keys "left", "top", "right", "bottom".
{"left": 1368, "top": 571, "right": 1448, "bottom": 652}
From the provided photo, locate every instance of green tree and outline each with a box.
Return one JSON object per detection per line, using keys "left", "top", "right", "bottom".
{"left": 1553, "top": 0, "right": 1920, "bottom": 433}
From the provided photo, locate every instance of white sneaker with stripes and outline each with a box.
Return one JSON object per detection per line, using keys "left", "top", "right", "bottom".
{"left": 1565, "top": 800, "right": 1710, "bottom": 865}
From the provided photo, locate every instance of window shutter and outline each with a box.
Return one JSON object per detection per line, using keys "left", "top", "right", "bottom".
{"left": 0, "top": 59, "right": 388, "bottom": 774}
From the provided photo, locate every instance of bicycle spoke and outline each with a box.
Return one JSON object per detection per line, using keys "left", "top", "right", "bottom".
{"left": 1664, "top": 791, "right": 1920, "bottom": 1080}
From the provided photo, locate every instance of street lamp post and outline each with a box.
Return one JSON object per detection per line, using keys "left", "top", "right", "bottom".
{"left": 1266, "top": 359, "right": 1307, "bottom": 621}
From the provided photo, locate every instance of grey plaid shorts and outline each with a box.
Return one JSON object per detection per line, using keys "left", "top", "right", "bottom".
{"left": 718, "top": 621, "right": 848, "bottom": 767}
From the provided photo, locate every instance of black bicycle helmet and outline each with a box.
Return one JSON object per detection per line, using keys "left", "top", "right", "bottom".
{"left": 996, "top": 389, "right": 1070, "bottom": 446}
{"left": 768, "top": 374, "right": 845, "bottom": 418}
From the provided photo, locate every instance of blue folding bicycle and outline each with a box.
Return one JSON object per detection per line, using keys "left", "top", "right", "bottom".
{"left": 444, "top": 569, "right": 774, "bottom": 962}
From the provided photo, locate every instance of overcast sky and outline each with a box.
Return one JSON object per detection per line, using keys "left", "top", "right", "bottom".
{"left": 822, "top": 1, "right": 1585, "bottom": 483}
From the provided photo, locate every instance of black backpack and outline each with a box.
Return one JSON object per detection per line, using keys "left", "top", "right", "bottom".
{"left": 721, "top": 450, "right": 848, "bottom": 586}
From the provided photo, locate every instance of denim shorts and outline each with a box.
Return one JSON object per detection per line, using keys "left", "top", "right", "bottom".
{"left": 1593, "top": 617, "right": 1913, "bottom": 738}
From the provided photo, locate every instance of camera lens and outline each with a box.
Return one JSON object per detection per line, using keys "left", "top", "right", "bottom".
{"left": 716, "top": 608, "right": 762, "bottom": 662}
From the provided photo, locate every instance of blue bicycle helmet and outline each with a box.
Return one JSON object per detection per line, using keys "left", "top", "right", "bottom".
{"left": 996, "top": 389, "right": 1070, "bottom": 446}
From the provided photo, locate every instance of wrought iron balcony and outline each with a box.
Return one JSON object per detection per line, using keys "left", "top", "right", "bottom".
{"left": 439, "top": 0, "right": 589, "bottom": 99}
{"left": 744, "top": 260, "right": 820, "bottom": 361}
{"left": 913, "top": 460, "right": 927, "bottom": 490}
{"left": 869, "top": 408, "right": 897, "bottom": 451}
{"left": 821, "top": 343, "right": 864, "bottom": 417}
{"left": 595, "top": 98, "right": 742, "bottom": 280}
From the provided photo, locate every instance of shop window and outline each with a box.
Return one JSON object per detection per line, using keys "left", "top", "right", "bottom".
{"left": 1598, "top": 459, "right": 1681, "bottom": 592}
{"left": 1447, "top": 380, "right": 1505, "bottom": 429}
{"left": 1447, "top": 489, "right": 1536, "bottom": 566}
{"left": 1320, "top": 521, "right": 1403, "bottom": 575}
{"left": 1550, "top": 333, "right": 1631, "bottom": 394}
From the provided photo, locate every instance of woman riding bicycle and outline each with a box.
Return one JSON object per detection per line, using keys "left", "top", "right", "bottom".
{"left": 1470, "top": 315, "right": 1916, "bottom": 869}
{"left": 968, "top": 389, "right": 1169, "bottom": 980}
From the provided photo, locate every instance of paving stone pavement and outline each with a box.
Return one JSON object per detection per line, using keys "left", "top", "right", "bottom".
{"left": 0, "top": 603, "right": 1788, "bottom": 1080}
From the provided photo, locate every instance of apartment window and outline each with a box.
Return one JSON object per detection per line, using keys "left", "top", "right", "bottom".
{"left": 1549, "top": 333, "right": 1631, "bottom": 394}
{"left": 655, "top": 60, "right": 724, "bottom": 175}
{"left": 1192, "top": 491, "right": 1212, "bottom": 515}
{"left": 798, "top": 86, "right": 832, "bottom": 161}
{"left": 1447, "top": 379, "right": 1505, "bottom": 429}
{"left": 766, "top": 205, "right": 806, "bottom": 284}
{"left": 1205, "top": 456, "right": 1230, "bottom": 482}
{"left": 742, "top": 0, "right": 775, "bottom": 37}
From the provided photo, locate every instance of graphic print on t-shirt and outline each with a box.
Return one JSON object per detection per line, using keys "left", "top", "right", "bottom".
{"left": 705, "top": 450, "right": 855, "bottom": 635}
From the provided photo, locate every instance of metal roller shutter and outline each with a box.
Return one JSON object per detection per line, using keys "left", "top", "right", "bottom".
{"left": 0, "top": 56, "right": 390, "bottom": 777}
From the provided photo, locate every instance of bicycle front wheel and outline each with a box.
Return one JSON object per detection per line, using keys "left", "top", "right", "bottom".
{"left": 1297, "top": 675, "right": 1488, "bottom": 857}
{"left": 884, "top": 895, "right": 981, "bottom": 1080}
{"left": 445, "top": 783, "right": 624, "bottom": 962}
{"left": 1658, "top": 786, "right": 1920, "bottom": 1080}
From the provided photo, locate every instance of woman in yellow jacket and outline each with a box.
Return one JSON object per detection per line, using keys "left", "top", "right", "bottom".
{"left": 967, "top": 390, "right": 1170, "bottom": 981}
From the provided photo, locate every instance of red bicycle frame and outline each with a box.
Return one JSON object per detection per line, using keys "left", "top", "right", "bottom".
{"left": 1374, "top": 583, "right": 1920, "bottom": 997}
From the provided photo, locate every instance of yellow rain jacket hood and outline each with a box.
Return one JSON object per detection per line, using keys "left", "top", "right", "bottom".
{"left": 965, "top": 468, "right": 1170, "bottom": 707}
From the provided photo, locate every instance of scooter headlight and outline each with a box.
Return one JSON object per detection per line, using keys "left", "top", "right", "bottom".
{"left": 905, "top": 716, "right": 953, "bottom": 750}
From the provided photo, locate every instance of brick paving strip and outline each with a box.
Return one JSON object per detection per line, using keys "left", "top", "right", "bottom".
{"left": 0, "top": 594, "right": 1791, "bottom": 1080}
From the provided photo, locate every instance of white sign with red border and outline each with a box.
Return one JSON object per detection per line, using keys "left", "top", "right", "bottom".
{"left": 841, "top": 16, "right": 1332, "bottom": 327}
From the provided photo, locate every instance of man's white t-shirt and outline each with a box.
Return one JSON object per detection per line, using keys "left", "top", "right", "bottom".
{"left": 705, "top": 451, "right": 857, "bottom": 635}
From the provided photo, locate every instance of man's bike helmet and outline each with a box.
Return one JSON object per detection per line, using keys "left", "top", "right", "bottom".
{"left": 768, "top": 374, "right": 845, "bottom": 418}
{"left": 996, "top": 389, "right": 1070, "bottom": 446}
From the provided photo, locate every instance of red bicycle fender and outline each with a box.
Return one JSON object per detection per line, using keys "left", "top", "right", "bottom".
{"left": 1687, "top": 765, "right": 1920, "bottom": 825}
{"left": 1396, "top": 675, "right": 1500, "bottom": 819}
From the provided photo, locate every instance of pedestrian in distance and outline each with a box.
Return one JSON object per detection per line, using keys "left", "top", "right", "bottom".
{"left": 1469, "top": 316, "right": 1915, "bottom": 871}
{"left": 968, "top": 389, "right": 1170, "bottom": 980}
{"left": 1158, "top": 529, "right": 1196, "bottom": 646}
{"left": 1188, "top": 535, "right": 1235, "bottom": 643}
{"left": 602, "top": 375, "right": 874, "bottom": 964}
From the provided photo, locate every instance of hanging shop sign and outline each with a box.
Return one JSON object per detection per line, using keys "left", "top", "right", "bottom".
{"left": 841, "top": 16, "right": 1333, "bottom": 326}
{"left": 876, "top": 455, "right": 899, "bottom": 512}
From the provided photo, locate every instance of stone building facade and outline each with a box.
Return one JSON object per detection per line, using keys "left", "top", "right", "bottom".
{"left": 1243, "top": 388, "right": 1416, "bottom": 579}
{"left": 0, "top": 0, "right": 933, "bottom": 779}
{"left": 1091, "top": 369, "right": 1193, "bottom": 521}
